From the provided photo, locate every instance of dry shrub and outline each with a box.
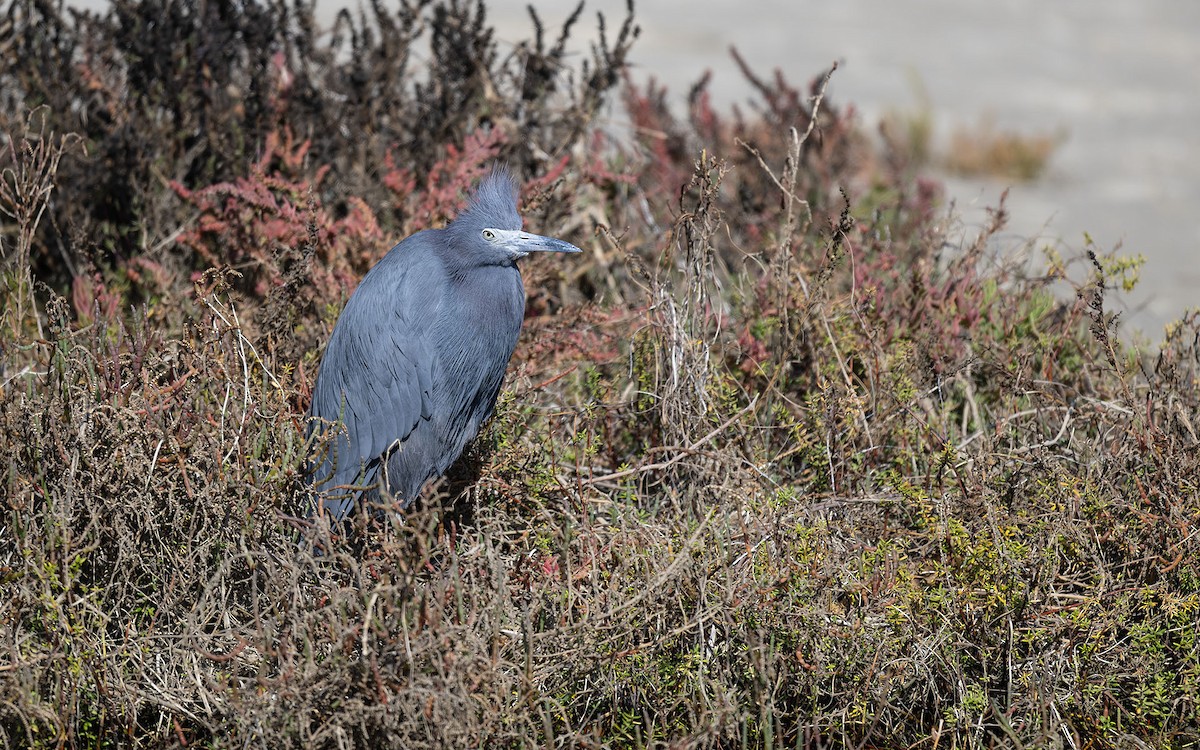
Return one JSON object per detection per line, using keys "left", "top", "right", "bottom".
{"left": 2, "top": 3, "right": 1199, "bottom": 749}
{"left": 0, "top": 0, "right": 636, "bottom": 293}
{"left": 944, "top": 118, "right": 1065, "bottom": 181}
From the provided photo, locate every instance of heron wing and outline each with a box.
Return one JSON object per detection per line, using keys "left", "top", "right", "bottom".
{"left": 307, "top": 245, "right": 438, "bottom": 505}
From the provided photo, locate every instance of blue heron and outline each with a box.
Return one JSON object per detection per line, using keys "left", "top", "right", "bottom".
{"left": 306, "top": 167, "right": 581, "bottom": 518}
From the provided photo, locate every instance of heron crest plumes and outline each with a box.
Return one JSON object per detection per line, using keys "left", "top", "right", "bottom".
{"left": 450, "top": 166, "right": 522, "bottom": 236}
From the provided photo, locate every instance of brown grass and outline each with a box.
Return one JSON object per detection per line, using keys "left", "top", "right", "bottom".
{"left": 2, "top": 2, "right": 1198, "bottom": 748}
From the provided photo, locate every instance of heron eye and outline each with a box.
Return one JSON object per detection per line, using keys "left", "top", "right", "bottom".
{"left": 482, "top": 229, "right": 496, "bottom": 240}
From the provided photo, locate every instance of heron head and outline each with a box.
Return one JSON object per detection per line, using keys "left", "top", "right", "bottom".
{"left": 447, "top": 166, "right": 582, "bottom": 264}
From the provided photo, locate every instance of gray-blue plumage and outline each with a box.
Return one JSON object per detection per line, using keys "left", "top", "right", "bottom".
{"left": 307, "top": 167, "right": 581, "bottom": 518}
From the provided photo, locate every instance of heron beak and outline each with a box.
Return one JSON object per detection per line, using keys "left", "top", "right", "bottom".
{"left": 501, "top": 230, "right": 582, "bottom": 258}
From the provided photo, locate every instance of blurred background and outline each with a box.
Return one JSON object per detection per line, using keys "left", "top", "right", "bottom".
{"left": 480, "top": 0, "right": 1199, "bottom": 337}
{"left": 65, "top": 0, "right": 1200, "bottom": 335}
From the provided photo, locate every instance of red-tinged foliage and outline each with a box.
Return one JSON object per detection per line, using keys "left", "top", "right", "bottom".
{"left": 519, "top": 306, "right": 628, "bottom": 377}
{"left": 172, "top": 128, "right": 382, "bottom": 299}
{"left": 3, "top": 2, "right": 1199, "bottom": 749}
{"left": 70, "top": 271, "right": 121, "bottom": 326}
{"left": 387, "top": 127, "right": 509, "bottom": 229}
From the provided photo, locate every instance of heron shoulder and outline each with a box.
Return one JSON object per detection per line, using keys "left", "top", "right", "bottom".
{"left": 344, "top": 233, "right": 445, "bottom": 311}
